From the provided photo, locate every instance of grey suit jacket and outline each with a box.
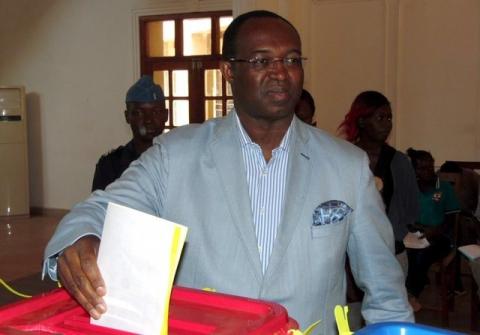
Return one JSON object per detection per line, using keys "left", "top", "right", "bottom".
{"left": 44, "top": 112, "right": 413, "bottom": 334}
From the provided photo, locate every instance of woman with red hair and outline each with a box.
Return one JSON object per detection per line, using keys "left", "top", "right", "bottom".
{"left": 339, "top": 91, "right": 420, "bottom": 312}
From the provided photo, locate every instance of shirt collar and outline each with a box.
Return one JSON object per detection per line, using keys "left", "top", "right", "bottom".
{"left": 234, "top": 110, "right": 293, "bottom": 152}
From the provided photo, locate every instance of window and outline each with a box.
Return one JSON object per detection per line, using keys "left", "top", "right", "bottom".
{"left": 140, "top": 11, "right": 233, "bottom": 129}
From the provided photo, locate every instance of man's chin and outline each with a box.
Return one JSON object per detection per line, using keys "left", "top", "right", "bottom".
{"left": 259, "top": 110, "right": 294, "bottom": 123}
{"left": 267, "top": 104, "right": 295, "bottom": 118}
{"left": 139, "top": 133, "right": 161, "bottom": 141}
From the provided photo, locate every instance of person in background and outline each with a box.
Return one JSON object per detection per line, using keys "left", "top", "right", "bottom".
{"left": 91, "top": 75, "right": 168, "bottom": 191}
{"left": 337, "top": 91, "right": 419, "bottom": 327}
{"left": 294, "top": 88, "right": 316, "bottom": 126}
{"left": 439, "top": 161, "right": 480, "bottom": 296}
{"left": 43, "top": 11, "right": 413, "bottom": 334}
{"left": 406, "top": 148, "right": 461, "bottom": 311}
{"left": 439, "top": 161, "right": 479, "bottom": 218}
{"left": 338, "top": 91, "right": 420, "bottom": 271}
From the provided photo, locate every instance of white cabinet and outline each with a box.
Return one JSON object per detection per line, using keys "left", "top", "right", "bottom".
{"left": 0, "top": 86, "right": 29, "bottom": 216}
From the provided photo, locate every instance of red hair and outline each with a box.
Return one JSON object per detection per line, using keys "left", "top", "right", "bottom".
{"left": 337, "top": 91, "right": 390, "bottom": 142}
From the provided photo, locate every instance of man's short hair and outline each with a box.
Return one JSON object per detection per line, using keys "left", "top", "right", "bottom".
{"left": 222, "top": 10, "right": 299, "bottom": 60}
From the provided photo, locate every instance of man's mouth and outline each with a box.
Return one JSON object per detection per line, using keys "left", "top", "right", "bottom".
{"left": 267, "top": 87, "right": 289, "bottom": 102}
{"left": 139, "top": 126, "right": 159, "bottom": 136}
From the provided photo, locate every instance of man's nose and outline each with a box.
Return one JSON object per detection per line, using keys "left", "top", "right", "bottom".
{"left": 142, "top": 110, "right": 154, "bottom": 123}
{"left": 267, "top": 59, "right": 288, "bottom": 78}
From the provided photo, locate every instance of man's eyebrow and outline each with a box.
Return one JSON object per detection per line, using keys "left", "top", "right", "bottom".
{"left": 248, "top": 48, "right": 302, "bottom": 56}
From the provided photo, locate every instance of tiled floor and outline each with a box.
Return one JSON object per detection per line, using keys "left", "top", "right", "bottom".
{"left": 0, "top": 213, "right": 479, "bottom": 333}
{"left": 0, "top": 213, "right": 59, "bottom": 282}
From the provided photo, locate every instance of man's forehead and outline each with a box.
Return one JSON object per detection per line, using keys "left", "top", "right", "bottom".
{"left": 238, "top": 17, "right": 299, "bottom": 39}
{"left": 235, "top": 17, "right": 301, "bottom": 51}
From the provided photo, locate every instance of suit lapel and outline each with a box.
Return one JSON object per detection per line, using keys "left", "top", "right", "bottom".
{"left": 264, "top": 120, "right": 312, "bottom": 280}
{"left": 209, "top": 113, "right": 263, "bottom": 281}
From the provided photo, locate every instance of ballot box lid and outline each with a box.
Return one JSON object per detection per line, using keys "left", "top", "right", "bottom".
{"left": 0, "top": 286, "right": 298, "bottom": 334}
{"left": 356, "top": 322, "right": 465, "bottom": 335}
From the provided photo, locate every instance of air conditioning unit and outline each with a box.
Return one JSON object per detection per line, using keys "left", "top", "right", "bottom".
{"left": 0, "top": 86, "right": 29, "bottom": 216}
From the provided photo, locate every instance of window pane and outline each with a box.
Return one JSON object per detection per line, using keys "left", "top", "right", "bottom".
{"left": 226, "top": 99, "right": 234, "bottom": 113}
{"left": 153, "top": 70, "right": 169, "bottom": 97}
{"left": 165, "top": 100, "right": 170, "bottom": 125}
{"left": 219, "top": 16, "right": 233, "bottom": 53}
{"left": 183, "top": 18, "right": 211, "bottom": 56}
{"left": 226, "top": 81, "right": 232, "bottom": 96}
{"left": 204, "top": 69, "right": 222, "bottom": 97}
{"left": 205, "top": 99, "right": 223, "bottom": 120}
{"left": 173, "top": 100, "right": 189, "bottom": 126}
{"left": 172, "top": 70, "right": 188, "bottom": 97}
{"left": 146, "top": 20, "right": 175, "bottom": 57}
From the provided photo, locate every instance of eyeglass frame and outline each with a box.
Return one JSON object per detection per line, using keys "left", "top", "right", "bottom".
{"left": 227, "top": 56, "right": 307, "bottom": 71}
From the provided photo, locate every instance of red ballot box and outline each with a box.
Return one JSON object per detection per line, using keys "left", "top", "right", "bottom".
{"left": 0, "top": 286, "right": 299, "bottom": 334}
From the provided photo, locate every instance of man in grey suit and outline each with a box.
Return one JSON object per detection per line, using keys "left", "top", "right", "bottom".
{"left": 43, "top": 10, "right": 413, "bottom": 334}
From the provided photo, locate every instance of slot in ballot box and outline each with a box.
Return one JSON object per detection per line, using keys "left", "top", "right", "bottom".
{"left": 0, "top": 286, "right": 299, "bottom": 334}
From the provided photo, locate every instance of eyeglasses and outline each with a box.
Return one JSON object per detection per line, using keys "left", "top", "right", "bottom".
{"left": 228, "top": 56, "right": 307, "bottom": 71}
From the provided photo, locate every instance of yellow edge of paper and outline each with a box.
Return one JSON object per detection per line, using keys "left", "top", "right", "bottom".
{"left": 160, "top": 226, "right": 186, "bottom": 335}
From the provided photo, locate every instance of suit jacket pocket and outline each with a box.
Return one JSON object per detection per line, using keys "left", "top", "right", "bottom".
{"left": 311, "top": 219, "right": 348, "bottom": 238}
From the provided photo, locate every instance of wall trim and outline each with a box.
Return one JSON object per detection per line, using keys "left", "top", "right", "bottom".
{"left": 30, "top": 207, "right": 69, "bottom": 217}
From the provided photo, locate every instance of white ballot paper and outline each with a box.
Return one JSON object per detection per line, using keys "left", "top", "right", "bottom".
{"left": 458, "top": 244, "right": 480, "bottom": 261}
{"left": 403, "top": 231, "right": 430, "bottom": 249}
{"left": 91, "top": 202, "right": 188, "bottom": 335}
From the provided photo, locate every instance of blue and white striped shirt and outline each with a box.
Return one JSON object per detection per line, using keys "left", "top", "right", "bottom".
{"left": 235, "top": 114, "right": 292, "bottom": 273}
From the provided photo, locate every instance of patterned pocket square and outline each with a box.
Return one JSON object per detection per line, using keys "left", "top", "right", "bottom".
{"left": 313, "top": 200, "right": 353, "bottom": 226}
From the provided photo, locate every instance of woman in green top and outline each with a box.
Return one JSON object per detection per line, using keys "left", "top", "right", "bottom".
{"left": 405, "top": 148, "right": 460, "bottom": 311}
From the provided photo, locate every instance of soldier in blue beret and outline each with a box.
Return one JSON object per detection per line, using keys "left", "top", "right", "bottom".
{"left": 92, "top": 75, "right": 168, "bottom": 191}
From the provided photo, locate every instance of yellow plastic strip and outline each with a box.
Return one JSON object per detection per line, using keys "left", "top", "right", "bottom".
{"left": 334, "top": 305, "right": 353, "bottom": 335}
{"left": 302, "top": 319, "right": 321, "bottom": 335}
{"left": 287, "top": 319, "right": 321, "bottom": 335}
{"left": 0, "top": 278, "right": 32, "bottom": 299}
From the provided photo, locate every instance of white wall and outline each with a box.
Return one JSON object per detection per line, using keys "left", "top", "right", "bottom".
{"left": 1, "top": 0, "right": 479, "bottom": 210}
{"left": 396, "top": 0, "right": 480, "bottom": 161}
{"left": 0, "top": 0, "right": 231, "bottom": 210}
{"left": 237, "top": 0, "right": 480, "bottom": 165}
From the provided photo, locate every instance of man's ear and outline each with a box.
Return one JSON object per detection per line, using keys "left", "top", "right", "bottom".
{"left": 124, "top": 110, "right": 131, "bottom": 124}
{"left": 220, "top": 60, "right": 234, "bottom": 84}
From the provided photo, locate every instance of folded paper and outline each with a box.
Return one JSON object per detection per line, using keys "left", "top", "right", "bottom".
{"left": 403, "top": 231, "right": 430, "bottom": 249}
{"left": 91, "top": 202, "right": 188, "bottom": 335}
{"left": 458, "top": 244, "right": 480, "bottom": 261}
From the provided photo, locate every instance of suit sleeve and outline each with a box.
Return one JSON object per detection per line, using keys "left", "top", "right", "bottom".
{"left": 347, "top": 153, "right": 414, "bottom": 324}
{"left": 43, "top": 143, "right": 169, "bottom": 281}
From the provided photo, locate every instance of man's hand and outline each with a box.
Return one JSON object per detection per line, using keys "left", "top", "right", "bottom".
{"left": 57, "top": 235, "right": 106, "bottom": 319}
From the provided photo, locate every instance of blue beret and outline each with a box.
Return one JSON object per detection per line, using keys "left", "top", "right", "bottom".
{"left": 125, "top": 75, "right": 165, "bottom": 103}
